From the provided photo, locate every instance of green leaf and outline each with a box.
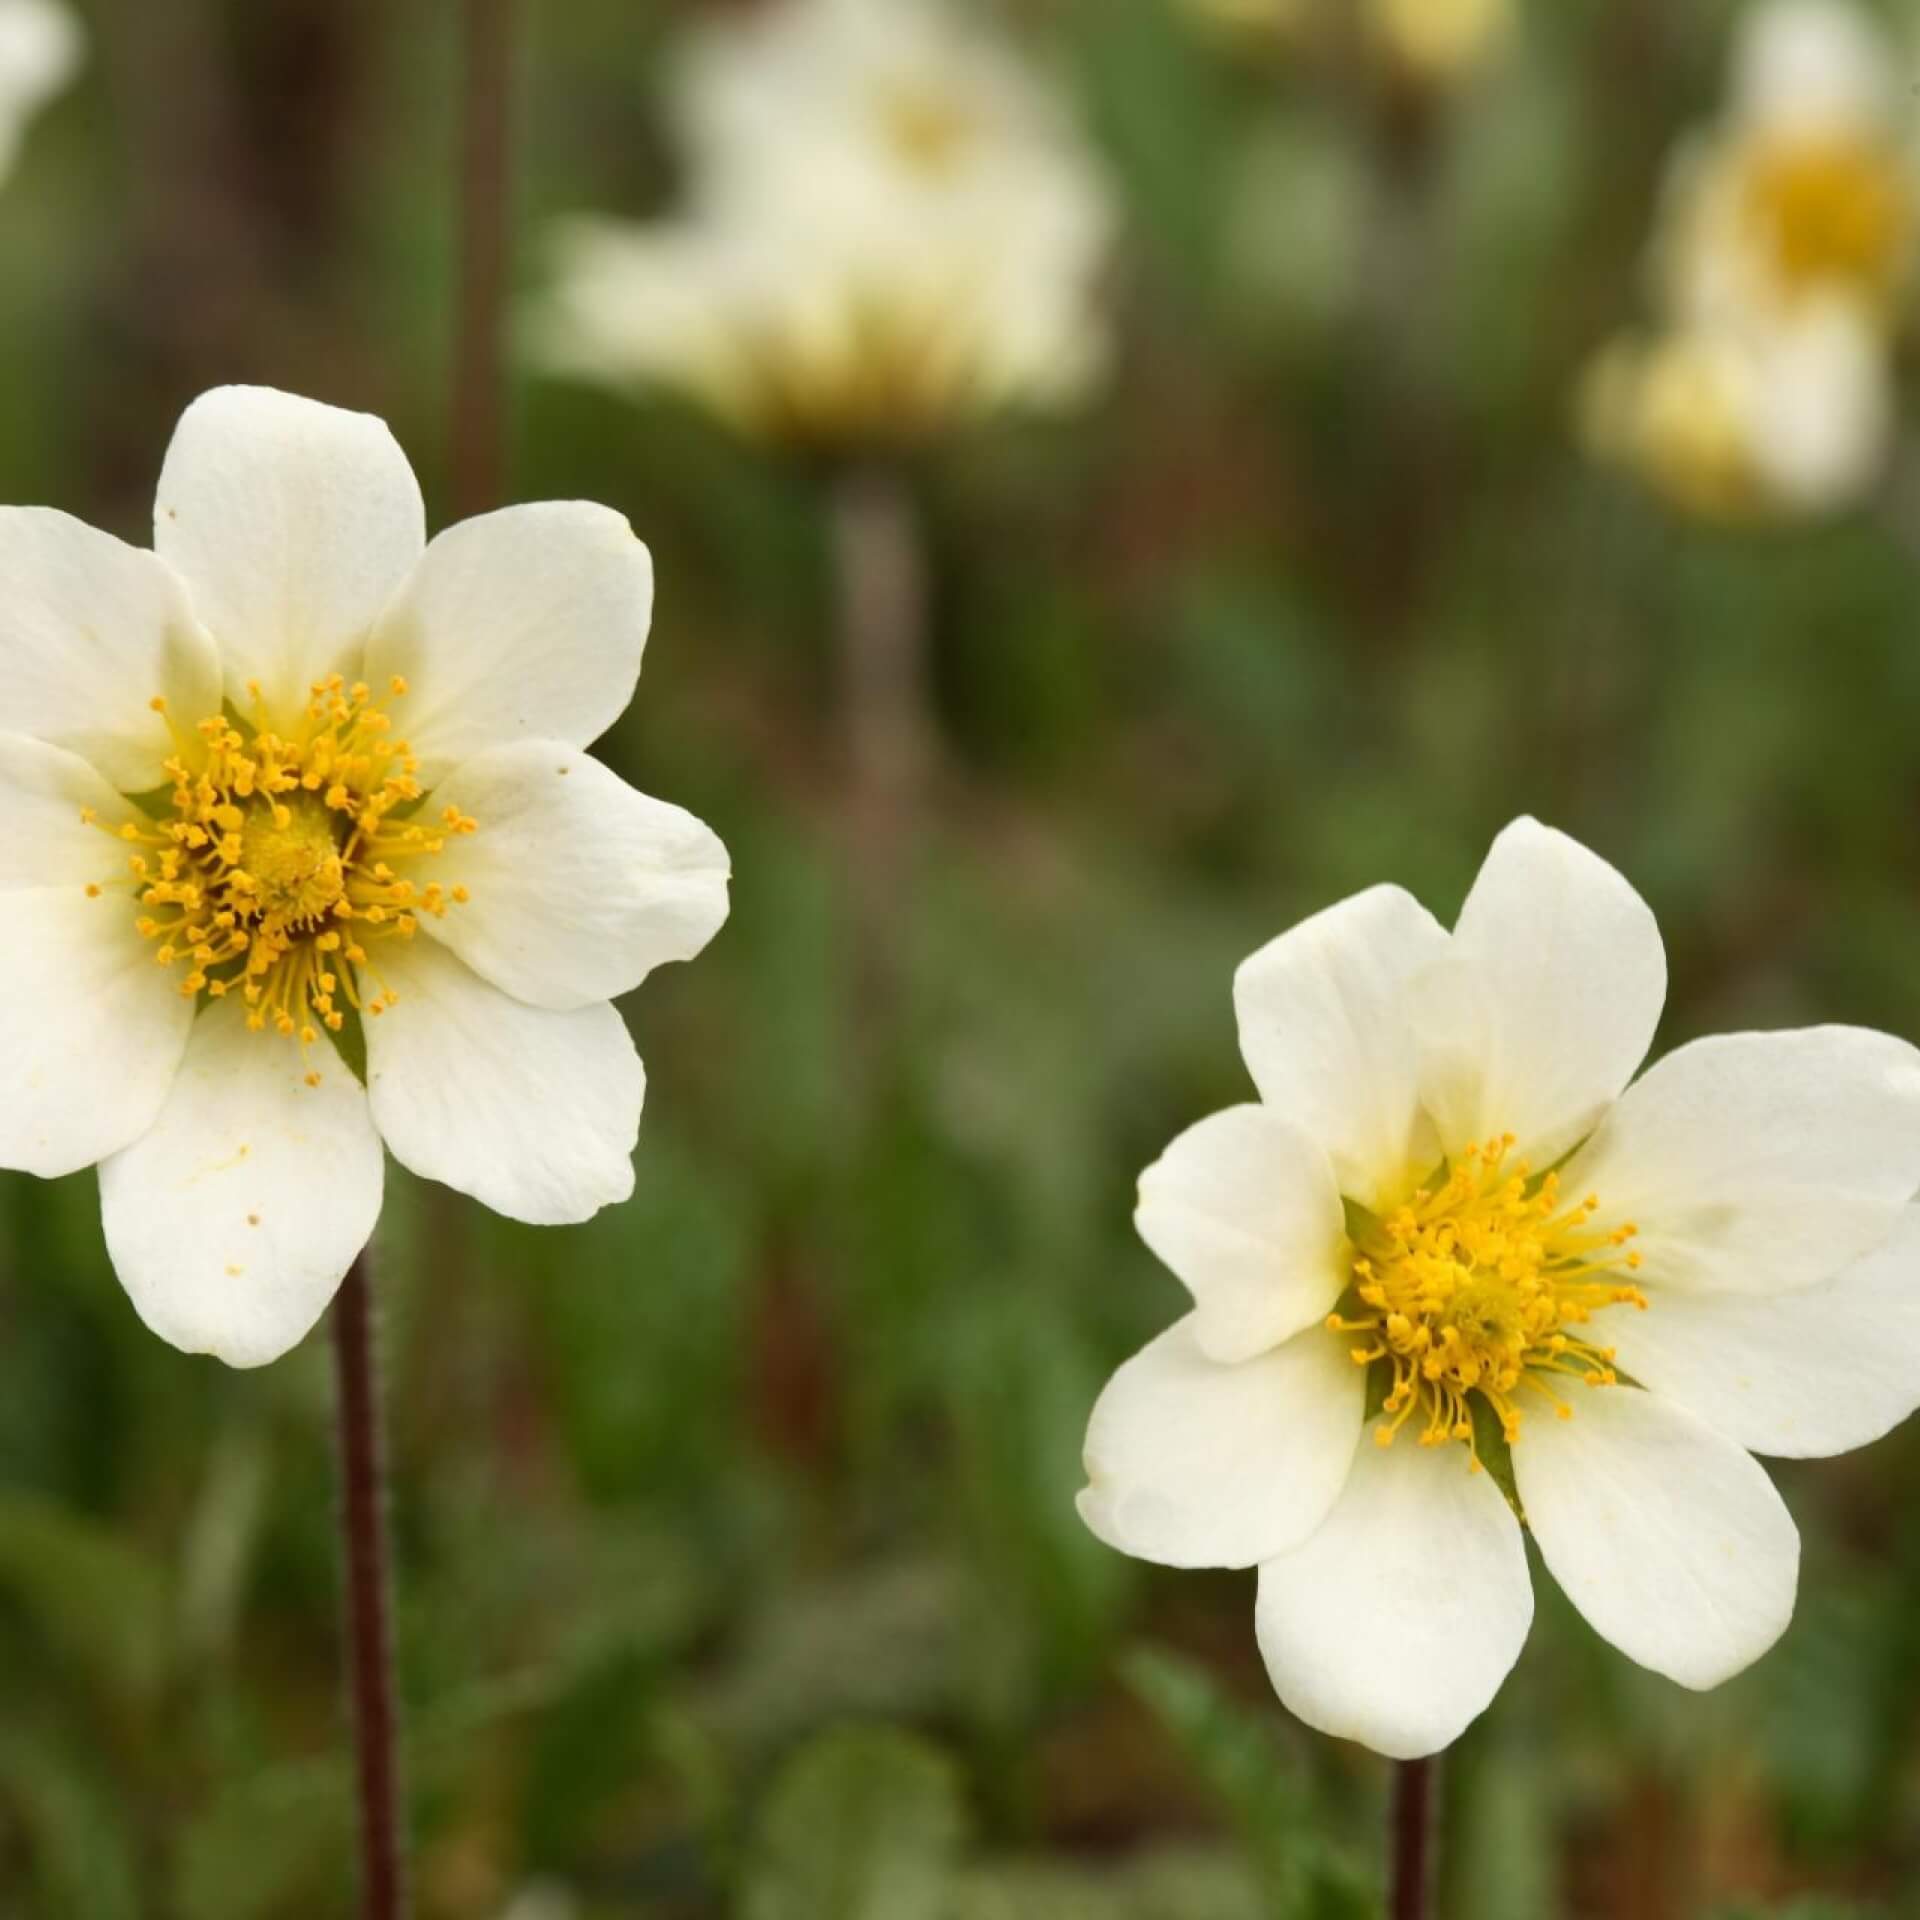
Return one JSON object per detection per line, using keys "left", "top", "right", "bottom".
{"left": 741, "top": 1724, "right": 968, "bottom": 1920}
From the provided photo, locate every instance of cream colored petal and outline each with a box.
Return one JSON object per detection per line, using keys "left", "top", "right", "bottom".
{"left": 1567, "top": 1027, "right": 1920, "bottom": 1298}
{"left": 0, "top": 508, "right": 219, "bottom": 793}
{"left": 0, "top": 886, "right": 194, "bottom": 1177}
{"left": 98, "top": 996, "right": 382, "bottom": 1366}
{"left": 1078, "top": 1317, "right": 1363, "bottom": 1570}
{"left": 1134, "top": 1106, "right": 1347, "bottom": 1364}
{"left": 361, "top": 503, "right": 652, "bottom": 789}
{"left": 1255, "top": 1435, "right": 1532, "bottom": 1759}
{"left": 153, "top": 386, "right": 425, "bottom": 723}
{"left": 420, "top": 741, "right": 730, "bottom": 1011}
{"left": 1233, "top": 884, "right": 1447, "bottom": 1207}
{"left": 1606, "top": 1208, "right": 1920, "bottom": 1458}
{"left": 1410, "top": 817, "right": 1665, "bottom": 1168}
{"left": 364, "top": 935, "right": 644, "bottom": 1225}
{"left": 0, "top": 731, "right": 136, "bottom": 889}
{"left": 1515, "top": 1385, "right": 1799, "bottom": 1690}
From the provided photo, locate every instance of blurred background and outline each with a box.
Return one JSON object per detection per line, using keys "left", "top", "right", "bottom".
{"left": 3, "top": 0, "right": 1920, "bottom": 1915}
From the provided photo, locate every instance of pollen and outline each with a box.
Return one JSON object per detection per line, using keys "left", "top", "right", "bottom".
{"left": 1326, "top": 1136, "right": 1647, "bottom": 1470}
{"left": 86, "top": 676, "right": 477, "bottom": 1075}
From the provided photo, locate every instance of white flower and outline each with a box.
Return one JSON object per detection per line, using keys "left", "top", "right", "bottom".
{"left": 1079, "top": 818, "right": 1920, "bottom": 1760}
{"left": 0, "top": 387, "right": 730, "bottom": 1367}
{"left": 1657, "top": 0, "right": 1914, "bottom": 331}
{"left": 528, "top": 0, "right": 1114, "bottom": 445}
{"left": 0, "top": 0, "right": 80, "bottom": 185}
{"left": 1579, "top": 297, "right": 1893, "bottom": 519}
{"left": 1581, "top": 0, "right": 1915, "bottom": 519}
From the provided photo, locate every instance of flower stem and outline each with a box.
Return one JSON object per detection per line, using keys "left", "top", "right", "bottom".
{"left": 332, "top": 1249, "right": 406, "bottom": 1920}
{"left": 828, "top": 462, "right": 934, "bottom": 1056}
{"left": 1390, "top": 1755, "right": 1437, "bottom": 1920}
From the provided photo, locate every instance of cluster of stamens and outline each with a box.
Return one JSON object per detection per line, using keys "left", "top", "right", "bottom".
{"left": 1743, "top": 132, "right": 1911, "bottom": 300}
{"left": 1326, "top": 1136, "right": 1647, "bottom": 1470}
{"left": 85, "top": 676, "right": 476, "bottom": 1084}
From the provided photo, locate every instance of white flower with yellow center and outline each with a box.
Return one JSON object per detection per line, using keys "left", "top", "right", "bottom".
{"left": 0, "top": 0, "right": 80, "bottom": 185}
{"left": 1079, "top": 819, "right": 1920, "bottom": 1759}
{"left": 530, "top": 0, "right": 1114, "bottom": 446}
{"left": 0, "top": 386, "right": 730, "bottom": 1367}
{"left": 1658, "top": 0, "right": 1915, "bottom": 330}
{"left": 1579, "top": 297, "right": 1893, "bottom": 520}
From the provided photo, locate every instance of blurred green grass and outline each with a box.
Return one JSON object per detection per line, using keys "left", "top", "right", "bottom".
{"left": 2, "top": 0, "right": 1920, "bottom": 1914}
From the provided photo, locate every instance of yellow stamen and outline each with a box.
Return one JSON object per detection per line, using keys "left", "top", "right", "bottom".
{"left": 87, "top": 678, "right": 475, "bottom": 1075}
{"left": 1340, "top": 1137, "right": 1647, "bottom": 1467}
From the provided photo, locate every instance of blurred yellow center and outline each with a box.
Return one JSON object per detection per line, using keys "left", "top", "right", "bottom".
{"left": 876, "top": 83, "right": 977, "bottom": 177}
{"left": 86, "top": 676, "right": 476, "bottom": 1084}
{"left": 1744, "top": 133, "right": 1911, "bottom": 299}
{"left": 1327, "top": 1136, "right": 1647, "bottom": 1468}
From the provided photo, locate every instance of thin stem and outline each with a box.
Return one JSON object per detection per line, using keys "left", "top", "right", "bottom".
{"left": 1390, "top": 1755, "right": 1437, "bottom": 1920}
{"left": 332, "top": 1250, "right": 406, "bottom": 1920}
{"left": 450, "top": 0, "right": 515, "bottom": 521}
{"left": 828, "top": 462, "right": 934, "bottom": 1056}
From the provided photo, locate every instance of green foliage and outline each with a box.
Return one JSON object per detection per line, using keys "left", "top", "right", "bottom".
{"left": 741, "top": 1726, "right": 969, "bottom": 1920}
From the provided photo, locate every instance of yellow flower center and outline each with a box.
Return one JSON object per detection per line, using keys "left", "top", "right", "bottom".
{"left": 874, "top": 82, "right": 978, "bottom": 178}
{"left": 1743, "top": 132, "right": 1911, "bottom": 300}
{"left": 1327, "top": 1136, "right": 1647, "bottom": 1469}
{"left": 85, "top": 676, "right": 476, "bottom": 1085}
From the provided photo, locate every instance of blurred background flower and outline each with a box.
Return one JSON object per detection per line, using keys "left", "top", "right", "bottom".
{"left": 0, "top": 0, "right": 79, "bottom": 186}
{"left": 1581, "top": 0, "right": 1917, "bottom": 519}
{"left": 528, "top": 0, "right": 1115, "bottom": 447}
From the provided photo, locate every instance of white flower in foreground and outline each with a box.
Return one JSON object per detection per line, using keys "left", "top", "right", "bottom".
{"left": 1080, "top": 818, "right": 1920, "bottom": 1760}
{"left": 0, "top": 0, "right": 81, "bottom": 184}
{"left": 529, "top": 0, "right": 1114, "bottom": 446}
{"left": 0, "top": 386, "right": 730, "bottom": 1367}
{"left": 1579, "top": 297, "right": 1893, "bottom": 520}
{"left": 1657, "top": 0, "right": 1915, "bottom": 332}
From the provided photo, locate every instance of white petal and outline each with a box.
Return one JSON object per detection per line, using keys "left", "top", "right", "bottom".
{"left": 0, "top": 508, "right": 219, "bottom": 793}
{"left": 0, "top": 887, "right": 195, "bottom": 1177}
{"left": 1567, "top": 1027, "right": 1920, "bottom": 1298}
{"left": 97, "top": 997, "right": 383, "bottom": 1367}
{"left": 361, "top": 503, "right": 652, "bottom": 788}
{"left": 1135, "top": 1107, "right": 1347, "bottom": 1364}
{"left": 0, "top": 731, "right": 136, "bottom": 889}
{"left": 420, "top": 741, "right": 730, "bottom": 1011}
{"left": 364, "top": 935, "right": 644, "bottom": 1224}
{"left": 1734, "top": 0, "right": 1895, "bottom": 133}
{"left": 1255, "top": 1435, "right": 1532, "bottom": 1760}
{"left": 1409, "top": 818, "right": 1666, "bottom": 1168}
{"left": 1515, "top": 1385, "right": 1798, "bottom": 1689}
{"left": 1233, "top": 884, "right": 1448, "bottom": 1205}
{"left": 1077, "top": 1317, "right": 1362, "bottom": 1570}
{"left": 1605, "top": 1207, "right": 1920, "bottom": 1458}
{"left": 0, "top": 0, "right": 81, "bottom": 180}
{"left": 153, "top": 386, "right": 425, "bottom": 723}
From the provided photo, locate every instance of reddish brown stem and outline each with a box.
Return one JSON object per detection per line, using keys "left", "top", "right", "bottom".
{"left": 1391, "top": 1755, "right": 1437, "bottom": 1920}
{"left": 332, "top": 1250, "right": 406, "bottom": 1919}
